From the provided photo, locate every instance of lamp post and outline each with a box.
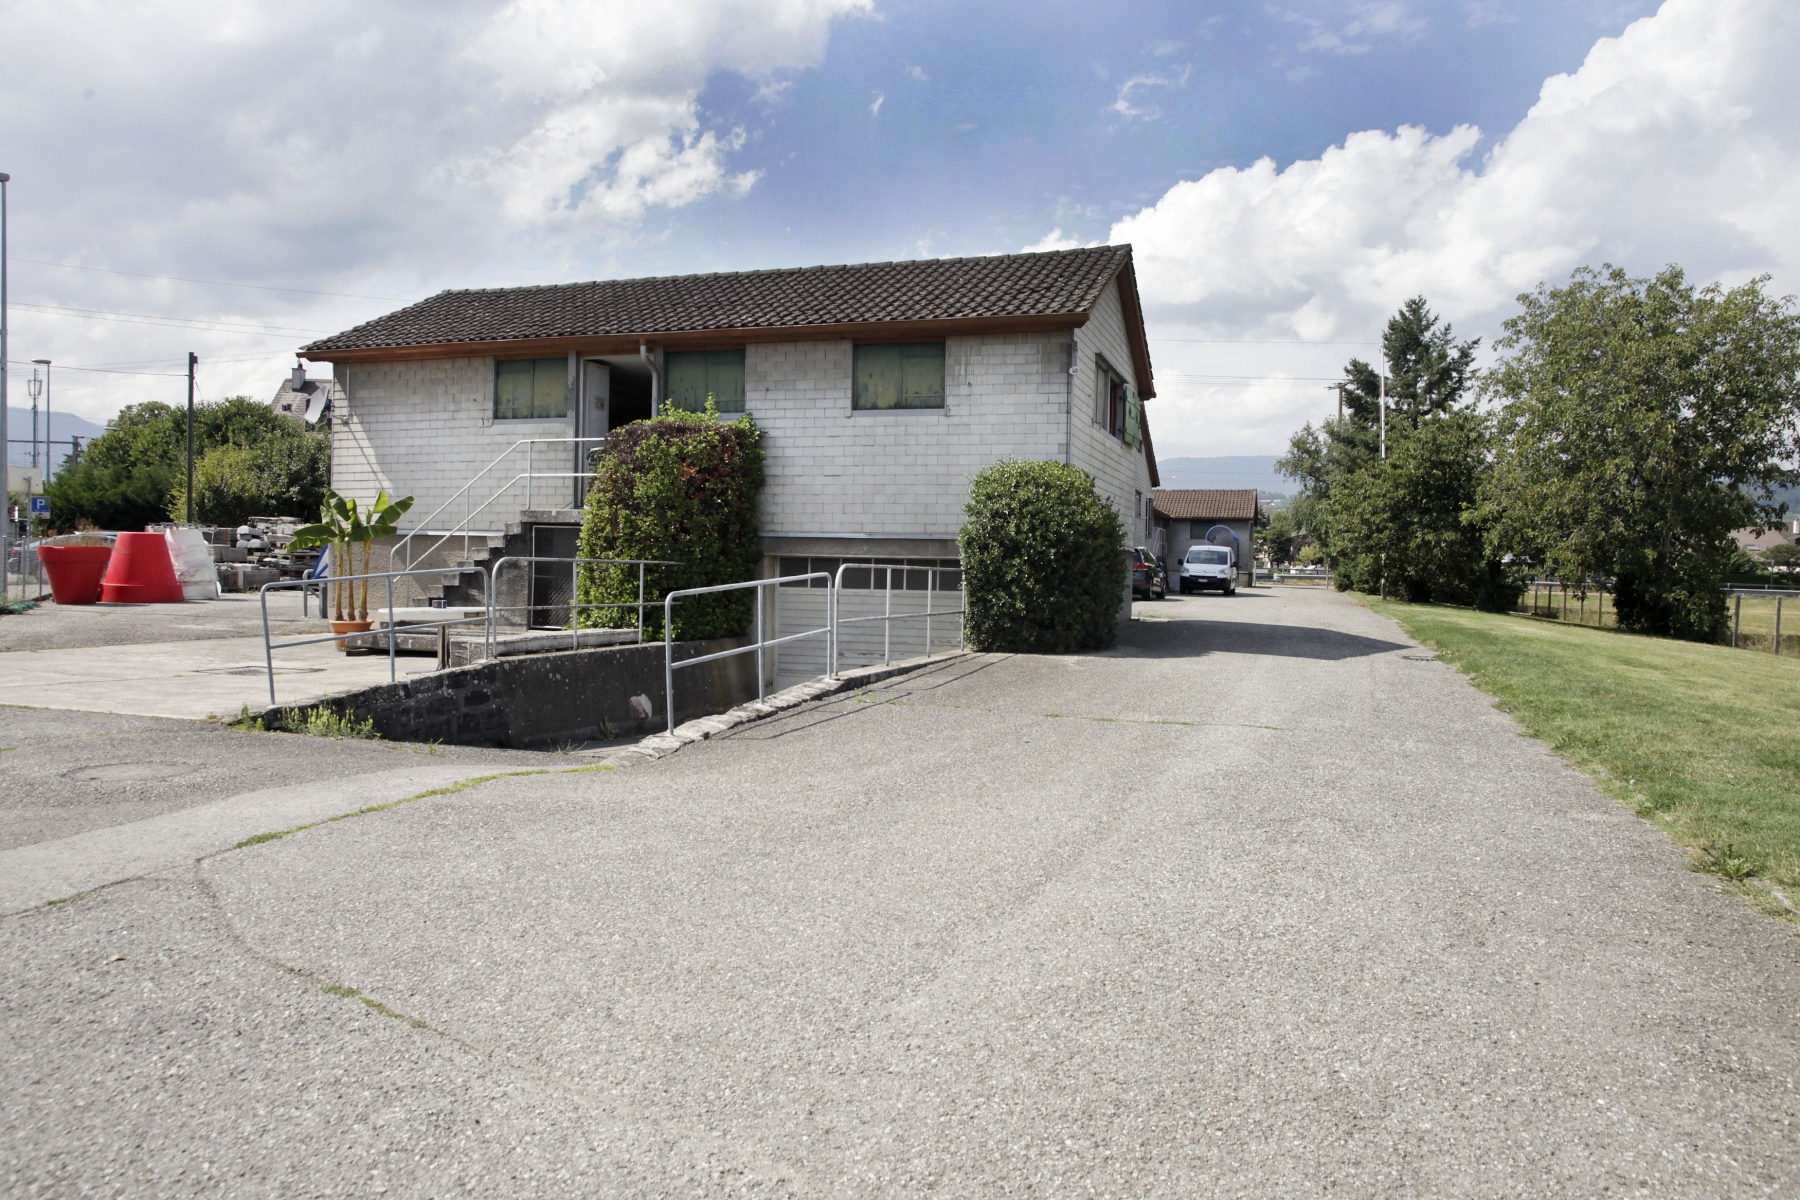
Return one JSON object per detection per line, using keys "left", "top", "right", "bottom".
{"left": 1, "top": 170, "right": 11, "bottom": 600}
{"left": 32, "top": 360, "right": 50, "bottom": 485}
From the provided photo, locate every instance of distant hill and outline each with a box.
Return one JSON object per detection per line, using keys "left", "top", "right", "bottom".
{"left": 1156, "top": 455, "right": 1289, "bottom": 498}
{"left": 7, "top": 408, "right": 110, "bottom": 471}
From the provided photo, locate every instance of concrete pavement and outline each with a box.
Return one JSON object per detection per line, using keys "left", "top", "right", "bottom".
{"left": 5, "top": 586, "right": 1799, "bottom": 1196}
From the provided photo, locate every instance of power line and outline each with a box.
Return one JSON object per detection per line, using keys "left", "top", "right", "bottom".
{"left": 5, "top": 357, "right": 186, "bottom": 378}
{"left": 12, "top": 257, "right": 401, "bottom": 302}
{"left": 1153, "top": 337, "right": 1379, "bottom": 345}
{"left": 10, "top": 301, "right": 332, "bottom": 337}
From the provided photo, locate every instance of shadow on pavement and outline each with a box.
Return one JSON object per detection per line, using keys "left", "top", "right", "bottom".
{"left": 1104, "top": 617, "right": 1410, "bottom": 661}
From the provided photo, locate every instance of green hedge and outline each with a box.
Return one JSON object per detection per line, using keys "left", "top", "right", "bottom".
{"left": 958, "top": 459, "right": 1126, "bottom": 653}
{"left": 576, "top": 405, "right": 765, "bottom": 640}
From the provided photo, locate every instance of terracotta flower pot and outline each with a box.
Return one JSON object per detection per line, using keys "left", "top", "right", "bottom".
{"left": 37, "top": 544, "right": 113, "bottom": 605}
{"left": 330, "top": 618, "right": 374, "bottom": 650}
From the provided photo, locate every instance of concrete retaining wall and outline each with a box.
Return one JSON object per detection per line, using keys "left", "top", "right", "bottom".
{"left": 295, "top": 637, "right": 757, "bottom": 748}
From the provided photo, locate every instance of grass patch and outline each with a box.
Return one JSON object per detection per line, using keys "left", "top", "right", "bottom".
{"left": 284, "top": 705, "right": 380, "bottom": 740}
{"left": 1367, "top": 597, "right": 1800, "bottom": 909}
{"left": 321, "top": 983, "right": 427, "bottom": 1027}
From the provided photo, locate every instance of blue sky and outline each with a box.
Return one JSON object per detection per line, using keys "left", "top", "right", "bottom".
{"left": 3, "top": 0, "right": 1792, "bottom": 457}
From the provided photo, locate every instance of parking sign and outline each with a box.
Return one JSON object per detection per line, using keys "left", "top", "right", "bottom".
{"left": 28, "top": 497, "right": 50, "bottom": 517}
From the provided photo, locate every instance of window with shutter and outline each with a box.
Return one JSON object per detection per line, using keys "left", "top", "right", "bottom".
{"left": 853, "top": 342, "right": 945, "bottom": 410}
{"left": 1124, "top": 385, "right": 1142, "bottom": 448}
{"left": 666, "top": 349, "right": 746, "bottom": 413}
{"left": 494, "top": 358, "right": 569, "bottom": 420}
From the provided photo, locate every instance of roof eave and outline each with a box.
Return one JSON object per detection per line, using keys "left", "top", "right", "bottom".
{"left": 302, "top": 311, "right": 1092, "bottom": 363}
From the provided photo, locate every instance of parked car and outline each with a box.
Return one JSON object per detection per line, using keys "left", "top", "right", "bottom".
{"left": 1180, "top": 544, "right": 1236, "bottom": 594}
{"left": 1130, "top": 546, "right": 1167, "bottom": 600}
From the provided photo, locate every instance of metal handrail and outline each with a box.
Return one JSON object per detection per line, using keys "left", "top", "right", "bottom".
{"left": 484, "top": 555, "right": 682, "bottom": 658}
{"left": 257, "top": 565, "right": 488, "bottom": 706}
{"left": 387, "top": 437, "right": 608, "bottom": 582}
{"left": 663, "top": 573, "right": 833, "bottom": 733}
{"left": 830, "top": 563, "right": 965, "bottom": 677}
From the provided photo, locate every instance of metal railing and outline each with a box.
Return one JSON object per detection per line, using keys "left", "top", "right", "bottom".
{"left": 258, "top": 565, "right": 489, "bottom": 705}
{"left": 663, "top": 573, "right": 833, "bottom": 733}
{"left": 386, "top": 437, "right": 608, "bottom": 596}
{"left": 831, "top": 562, "right": 965, "bottom": 677}
{"left": 484, "top": 555, "right": 681, "bottom": 659}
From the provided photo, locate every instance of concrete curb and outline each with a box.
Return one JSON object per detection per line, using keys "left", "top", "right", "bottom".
{"left": 583, "top": 651, "right": 972, "bottom": 767}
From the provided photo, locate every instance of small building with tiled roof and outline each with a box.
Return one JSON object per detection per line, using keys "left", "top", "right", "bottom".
{"left": 270, "top": 364, "right": 338, "bottom": 426}
{"left": 299, "top": 246, "right": 1160, "bottom": 675}
{"left": 1153, "top": 488, "right": 1260, "bottom": 587}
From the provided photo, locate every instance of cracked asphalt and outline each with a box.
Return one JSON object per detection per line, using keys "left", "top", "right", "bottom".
{"left": 5, "top": 586, "right": 1799, "bottom": 1197}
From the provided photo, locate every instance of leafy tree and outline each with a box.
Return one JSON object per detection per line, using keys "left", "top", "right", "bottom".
{"left": 46, "top": 396, "right": 328, "bottom": 531}
{"left": 1278, "top": 297, "right": 1509, "bottom": 604}
{"left": 1483, "top": 266, "right": 1800, "bottom": 641}
{"left": 1262, "top": 507, "right": 1301, "bottom": 567}
{"left": 167, "top": 434, "right": 331, "bottom": 528}
{"left": 959, "top": 459, "right": 1125, "bottom": 653}
{"left": 1764, "top": 542, "right": 1800, "bottom": 570}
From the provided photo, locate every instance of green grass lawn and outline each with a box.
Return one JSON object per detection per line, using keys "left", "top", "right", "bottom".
{"left": 1365, "top": 597, "right": 1800, "bottom": 919}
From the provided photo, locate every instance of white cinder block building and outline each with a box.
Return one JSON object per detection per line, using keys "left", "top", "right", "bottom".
{"left": 300, "top": 247, "right": 1161, "bottom": 678}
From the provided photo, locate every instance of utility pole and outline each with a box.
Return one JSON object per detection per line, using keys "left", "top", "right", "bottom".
{"left": 1378, "top": 373, "right": 1387, "bottom": 460}
{"left": 185, "top": 352, "right": 197, "bottom": 524}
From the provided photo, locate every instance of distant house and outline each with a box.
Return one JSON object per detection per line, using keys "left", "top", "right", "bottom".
{"left": 1153, "top": 488, "right": 1259, "bottom": 584}
{"left": 1732, "top": 522, "right": 1799, "bottom": 554}
{"left": 270, "top": 365, "right": 338, "bottom": 426}
{"left": 297, "top": 246, "right": 1161, "bottom": 674}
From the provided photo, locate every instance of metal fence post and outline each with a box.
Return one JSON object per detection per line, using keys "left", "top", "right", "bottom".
{"left": 755, "top": 584, "right": 765, "bottom": 703}
{"left": 1733, "top": 593, "right": 1741, "bottom": 648}
{"left": 665, "top": 593, "right": 676, "bottom": 734}
{"left": 1776, "top": 596, "right": 1784, "bottom": 656}
{"left": 387, "top": 571, "right": 397, "bottom": 683}
{"left": 638, "top": 561, "right": 646, "bottom": 644}
{"left": 883, "top": 566, "right": 893, "bottom": 666}
{"left": 261, "top": 583, "right": 277, "bottom": 706}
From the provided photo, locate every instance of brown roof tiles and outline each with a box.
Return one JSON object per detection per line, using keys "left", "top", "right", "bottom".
{"left": 1154, "top": 489, "right": 1259, "bottom": 522}
{"left": 303, "top": 246, "right": 1135, "bottom": 357}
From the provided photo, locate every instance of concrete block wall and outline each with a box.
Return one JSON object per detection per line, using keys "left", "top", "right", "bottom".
{"left": 1068, "top": 280, "right": 1159, "bottom": 545}
{"left": 744, "top": 333, "right": 1069, "bottom": 538}
{"left": 330, "top": 357, "right": 575, "bottom": 528}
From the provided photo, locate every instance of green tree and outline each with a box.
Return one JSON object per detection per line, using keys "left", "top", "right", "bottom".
{"left": 167, "top": 433, "right": 331, "bottom": 528}
{"left": 1764, "top": 542, "right": 1800, "bottom": 570}
{"left": 1262, "top": 507, "right": 1301, "bottom": 567}
{"left": 1278, "top": 297, "right": 1506, "bottom": 604}
{"left": 1483, "top": 266, "right": 1800, "bottom": 641}
{"left": 959, "top": 459, "right": 1125, "bottom": 653}
{"left": 46, "top": 396, "right": 328, "bottom": 531}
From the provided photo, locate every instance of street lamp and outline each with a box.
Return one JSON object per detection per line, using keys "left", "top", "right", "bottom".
{"left": 32, "top": 359, "right": 50, "bottom": 485}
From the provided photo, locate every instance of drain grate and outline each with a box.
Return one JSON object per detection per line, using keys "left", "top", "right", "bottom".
{"left": 196, "top": 665, "right": 326, "bottom": 676}
{"left": 1403, "top": 654, "right": 1436, "bottom": 661}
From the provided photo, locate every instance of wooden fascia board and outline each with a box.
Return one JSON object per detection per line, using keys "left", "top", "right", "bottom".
{"left": 302, "top": 312, "right": 1089, "bottom": 364}
{"left": 1113, "top": 257, "right": 1157, "bottom": 400}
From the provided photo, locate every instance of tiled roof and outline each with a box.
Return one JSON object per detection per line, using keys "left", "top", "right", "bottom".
{"left": 302, "top": 246, "right": 1135, "bottom": 355}
{"left": 1153, "top": 488, "right": 1259, "bottom": 522}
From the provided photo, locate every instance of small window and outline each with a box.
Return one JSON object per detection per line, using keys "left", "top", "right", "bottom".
{"left": 667, "top": 349, "right": 746, "bottom": 414}
{"left": 494, "top": 358, "right": 568, "bottom": 420}
{"left": 853, "top": 342, "right": 945, "bottom": 410}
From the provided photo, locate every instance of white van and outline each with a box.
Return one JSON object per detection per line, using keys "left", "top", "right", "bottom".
{"left": 1180, "top": 545, "right": 1235, "bottom": 595}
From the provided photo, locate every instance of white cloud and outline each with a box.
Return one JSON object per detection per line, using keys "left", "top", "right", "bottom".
{"left": 1105, "top": 67, "right": 1191, "bottom": 122}
{"left": 870, "top": 92, "right": 885, "bottom": 116}
{"left": 0, "top": 0, "right": 868, "bottom": 421}
{"left": 1283, "top": 1, "right": 1427, "bottom": 55}
{"left": 1107, "top": 0, "right": 1800, "bottom": 455}
{"left": 1023, "top": 228, "right": 1089, "bottom": 253}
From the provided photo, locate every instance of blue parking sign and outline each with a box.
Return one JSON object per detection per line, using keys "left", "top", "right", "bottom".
{"left": 28, "top": 497, "right": 50, "bottom": 517}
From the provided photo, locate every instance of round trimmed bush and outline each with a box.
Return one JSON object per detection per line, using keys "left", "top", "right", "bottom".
{"left": 958, "top": 459, "right": 1126, "bottom": 653}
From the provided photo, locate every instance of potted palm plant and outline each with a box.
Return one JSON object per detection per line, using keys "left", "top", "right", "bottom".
{"left": 291, "top": 490, "right": 413, "bottom": 646}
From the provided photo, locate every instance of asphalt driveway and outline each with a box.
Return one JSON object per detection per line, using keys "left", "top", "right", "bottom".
{"left": 5, "top": 586, "right": 1798, "bottom": 1197}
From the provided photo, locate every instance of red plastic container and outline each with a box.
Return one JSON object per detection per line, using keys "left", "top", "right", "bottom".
{"left": 99, "top": 532, "right": 186, "bottom": 604}
{"left": 36, "top": 544, "right": 113, "bottom": 605}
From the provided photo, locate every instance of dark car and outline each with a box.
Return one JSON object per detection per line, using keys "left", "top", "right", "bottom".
{"left": 1130, "top": 546, "right": 1167, "bottom": 600}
